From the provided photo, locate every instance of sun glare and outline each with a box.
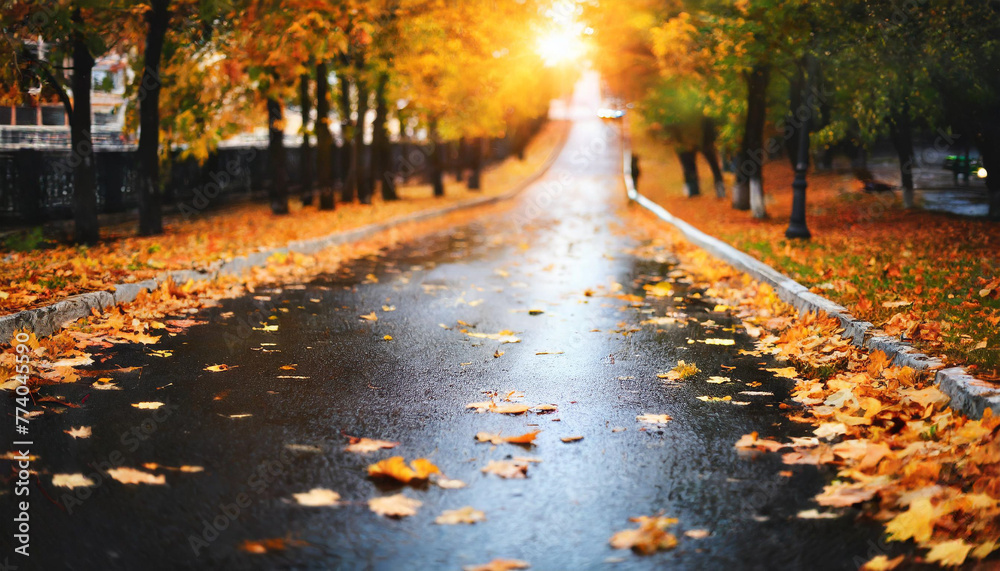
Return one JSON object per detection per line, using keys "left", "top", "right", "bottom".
{"left": 537, "top": 29, "right": 584, "bottom": 67}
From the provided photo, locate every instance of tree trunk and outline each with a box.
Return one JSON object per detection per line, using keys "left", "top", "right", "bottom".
{"left": 700, "top": 117, "right": 725, "bottom": 198}
{"left": 339, "top": 75, "right": 355, "bottom": 202}
{"left": 315, "top": 63, "right": 335, "bottom": 210}
{"left": 137, "top": 0, "right": 169, "bottom": 236}
{"left": 889, "top": 104, "right": 916, "bottom": 209}
{"left": 70, "top": 9, "right": 99, "bottom": 244}
{"left": 299, "top": 73, "right": 314, "bottom": 206}
{"left": 678, "top": 149, "right": 700, "bottom": 197}
{"left": 467, "top": 137, "right": 482, "bottom": 190}
{"left": 354, "top": 80, "right": 371, "bottom": 204}
{"left": 372, "top": 72, "right": 397, "bottom": 201}
{"left": 430, "top": 119, "right": 444, "bottom": 197}
{"left": 741, "top": 64, "right": 769, "bottom": 218}
{"left": 978, "top": 117, "right": 1000, "bottom": 221}
{"left": 453, "top": 140, "right": 464, "bottom": 182}
{"left": 784, "top": 63, "right": 804, "bottom": 171}
{"left": 267, "top": 97, "right": 289, "bottom": 214}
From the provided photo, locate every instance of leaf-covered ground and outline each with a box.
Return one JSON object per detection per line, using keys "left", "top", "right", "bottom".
{"left": 632, "top": 124, "right": 1000, "bottom": 379}
{"left": 0, "top": 121, "right": 565, "bottom": 315}
{"left": 628, "top": 209, "right": 1000, "bottom": 568}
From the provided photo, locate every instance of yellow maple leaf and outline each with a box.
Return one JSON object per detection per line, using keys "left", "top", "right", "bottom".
{"left": 885, "top": 498, "right": 936, "bottom": 543}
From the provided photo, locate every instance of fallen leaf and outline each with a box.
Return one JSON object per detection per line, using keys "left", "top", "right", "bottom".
{"left": 465, "top": 330, "right": 521, "bottom": 343}
{"left": 766, "top": 367, "right": 799, "bottom": 379}
{"left": 636, "top": 414, "right": 672, "bottom": 424}
{"left": 204, "top": 364, "right": 234, "bottom": 372}
{"left": 481, "top": 460, "right": 529, "bottom": 479}
{"left": 107, "top": 467, "right": 166, "bottom": 485}
{"left": 367, "top": 456, "right": 440, "bottom": 483}
{"left": 360, "top": 312, "right": 378, "bottom": 321}
{"left": 239, "top": 537, "right": 308, "bottom": 554}
{"left": 432, "top": 476, "right": 467, "bottom": 489}
{"left": 885, "top": 497, "right": 936, "bottom": 543}
{"left": 52, "top": 473, "right": 95, "bottom": 488}
{"left": 475, "top": 431, "right": 540, "bottom": 446}
{"left": 610, "top": 515, "right": 679, "bottom": 555}
{"left": 345, "top": 437, "right": 399, "bottom": 453}
{"left": 462, "top": 559, "right": 530, "bottom": 571}
{"left": 560, "top": 435, "right": 584, "bottom": 443}
{"left": 684, "top": 529, "right": 710, "bottom": 539}
{"left": 860, "top": 555, "right": 905, "bottom": 571}
{"left": 925, "top": 540, "right": 973, "bottom": 567}
{"left": 292, "top": 488, "right": 341, "bottom": 507}
{"left": 435, "top": 506, "right": 486, "bottom": 525}
{"left": 65, "top": 426, "right": 91, "bottom": 439}
{"left": 131, "top": 402, "right": 164, "bottom": 410}
{"left": 491, "top": 403, "right": 531, "bottom": 414}
{"left": 368, "top": 494, "right": 421, "bottom": 517}
{"left": 796, "top": 509, "right": 841, "bottom": 520}
{"left": 701, "top": 338, "right": 735, "bottom": 346}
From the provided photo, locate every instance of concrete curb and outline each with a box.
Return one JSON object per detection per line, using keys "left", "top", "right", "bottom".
{"left": 0, "top": 122, "right": 570, "bottom": 346}
{"left": 622, "top": 127, "right": 1000, "bottom": 419}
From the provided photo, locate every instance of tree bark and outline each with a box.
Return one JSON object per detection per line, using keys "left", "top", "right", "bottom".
{"left": 738, "top": 64, "right": 770, "bottom": 218}
{"left": 678, "top": 149, "right": 700, "bottom": 197}
{"left": 784, "top": 64, "right": 804, "bottom": 171}
{"left": 267, "top": 97, "right": 289, "bottom": 214}
{"left": 299, "top": 73, "right": 314, "bottom": 206}
{"left": 453, "top": 140, "right": 464, "bottom": 182}
{"left": 137, "top": 0, "right": 169, "bottom": 236}
{"left": 339, "top": 75, "right": 355, "bottom": 202}
{"left": 372, "top": 72, "right": 397, "bottom": 201}
{"left": 354, "top": 79, "right": 371, "bottom": 204}
{"left": 467, "top": 137, "right": 482, "bottom": 190}
{"left": 889, "top": 103, "right": 916, "bottom": 209}
{"left": 70, "top": 8, "right": 99, "bottom": 244}
{"left": 700, "top": 117, "right": 725, "bottom": 198}
{"left": 430, "top": 119, "right": 444, "bottom": 197}
{"left": 315, "top": 63, "right": 335, "bottom": 210}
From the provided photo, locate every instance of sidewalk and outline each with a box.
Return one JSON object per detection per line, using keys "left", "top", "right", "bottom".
{"left": 0, "top": 121, "right": 567, "bottom": 316}
{"left": 629, "top": 124, "right": 1000, "bottom": 380}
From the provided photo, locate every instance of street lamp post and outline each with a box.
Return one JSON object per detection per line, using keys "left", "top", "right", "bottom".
{"left": 786, "top": 56, "right": 814, "bottom": 240}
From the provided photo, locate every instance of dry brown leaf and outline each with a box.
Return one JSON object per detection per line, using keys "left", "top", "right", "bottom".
{"left": 462, "top": 559, "right": 530, "bottom": 571}
{"left": 481, "top": 460, "right": 529, "bottom": 479}
{"left": 107, "top": 467, "right": 166, "bottom": 485}
{"left": 65, "top": 426, "right": 91, "bottom": 439}
{"left": 560, "top": 435, "right": 584, "bottom": 443}
{"left": 432, "top": 476, "right": 468, "bottom": 489}
{"left": 925, "top": 540, "right": 973, "bottom": 567}
{"left": 684, "top": 529, "right": 710, "bottom": 539}
{"left": 345, "top": 437, "right": 399, "bottom": 453}
{"left": 475, "top": 430, "right": 539, "bottom": 446}
{"left": 52, "top": 473, "right": 95, "bottom": 488}
{"left": 636, "top": 414, "right": 672, "bottom": 424}
{"left": 292, "top": 488, "right": 341, "bottom": 507}
{"left": 368, "top": 494, "right": 421, "bottom": 518}
{"left": 239, "top": 537, "right": 308, "bottom": 554}
{"left": 859, "top": 555, "right": 905, "bottom": 571}
{"left": 435, "top": 506, "right": 486, "bottom": 525}
{"left": 610, "top": 515, "right": 679, "bottom": 555}
{"left": 360, "top": 312, "right": 378, "bottom": 321}
{"left": 131, "top": 401, "right": 164, "bottom": 410}
{"left": 204, "top": 364, "right": 235, "bottom": 372}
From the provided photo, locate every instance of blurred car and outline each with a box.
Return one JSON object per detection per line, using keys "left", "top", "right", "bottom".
{"left": 597, "top": 106, "right": 625, "bottom": 120}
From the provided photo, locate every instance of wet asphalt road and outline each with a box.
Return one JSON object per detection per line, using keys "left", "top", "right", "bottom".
{"left": 3, "top": 76, "right": 903, "bottom": 570}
